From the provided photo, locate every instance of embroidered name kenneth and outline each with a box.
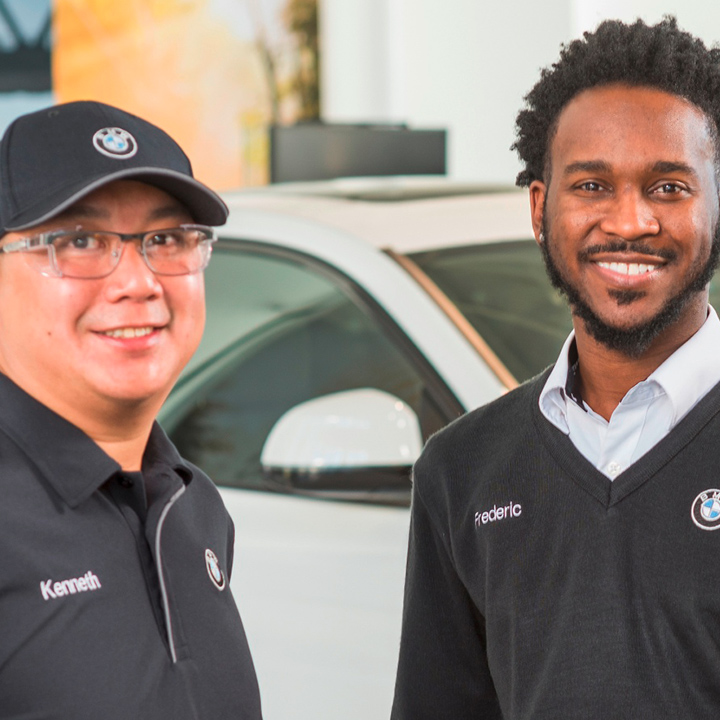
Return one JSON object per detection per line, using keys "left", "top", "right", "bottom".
{"left": 40, "top": 571, "right": 102, "bottom": 601}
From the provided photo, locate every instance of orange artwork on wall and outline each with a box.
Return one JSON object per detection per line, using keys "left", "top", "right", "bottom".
{"left": 53, "top": 0, "right": 319, "bottom": 190}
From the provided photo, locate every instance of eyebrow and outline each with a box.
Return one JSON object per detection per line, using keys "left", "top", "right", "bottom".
{"left": 54, "top": 201, "right": 191, "bottom": 224}
{"left": 562, "top": 159, "right": 699, "bottom": 178}
{"left": 651, "top": 161, "right": 698, "bottom": 177}
{"left": 562, "top": 160, "right": 611, "bottom": 176}
{"left": 52, "top": 205, "right": 109, "bottom": 222}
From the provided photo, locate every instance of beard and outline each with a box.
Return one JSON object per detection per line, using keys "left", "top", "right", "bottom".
{"left": 539, "top": 216, "right": 720, "bottom": 358}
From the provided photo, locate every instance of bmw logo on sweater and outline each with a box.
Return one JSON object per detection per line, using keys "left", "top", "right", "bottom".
{"left": 691, "top": 489, "right": 720, "bottom": 530}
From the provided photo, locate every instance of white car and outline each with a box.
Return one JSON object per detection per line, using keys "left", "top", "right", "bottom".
{"left": 158, "top": 178, "right": 572, "bottom": 719}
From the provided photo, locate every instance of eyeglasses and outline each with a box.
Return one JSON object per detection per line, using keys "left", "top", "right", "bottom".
{"left": 1, "top": 224, "right": 217, "bottom": 279}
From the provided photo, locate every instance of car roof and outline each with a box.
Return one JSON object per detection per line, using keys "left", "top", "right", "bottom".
{"left": 221, "top": 177, "right": 535, "bottom": 253}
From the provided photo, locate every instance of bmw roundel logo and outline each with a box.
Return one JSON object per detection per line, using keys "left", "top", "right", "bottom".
{"left": 205, "top": 548, "right": 226, "bottom": 590}
{"left": 92, "top": 127, "right": 138, "bottom": 159}
{"left": 691, "top": 489, "right": 720, "bottom": 530}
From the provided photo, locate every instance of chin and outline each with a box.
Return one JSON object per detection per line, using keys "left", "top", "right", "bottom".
{"left": 97, "top": 381, "right": 174, "bottom": 408}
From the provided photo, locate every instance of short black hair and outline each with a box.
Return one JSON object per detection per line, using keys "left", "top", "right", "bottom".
{"left": 513, "top": 16, "right": 720, "bottom": 187}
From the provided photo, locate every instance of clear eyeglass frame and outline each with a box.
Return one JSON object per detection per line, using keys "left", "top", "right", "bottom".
{"left": 0, "top": 224, "right": 217, "bottom": 279}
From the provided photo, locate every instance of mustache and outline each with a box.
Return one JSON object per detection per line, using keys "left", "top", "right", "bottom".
{"left": 578, "top": 240, "right": 677, "bottom": 262}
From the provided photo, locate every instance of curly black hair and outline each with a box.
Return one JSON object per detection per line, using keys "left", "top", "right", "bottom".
{"left": 513, "top": 16, "right": 720, "bottom": 187}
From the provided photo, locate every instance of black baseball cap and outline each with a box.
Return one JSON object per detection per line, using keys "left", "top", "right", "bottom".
{"left": 0, "top": 100, "right": 228, "bottom": 232}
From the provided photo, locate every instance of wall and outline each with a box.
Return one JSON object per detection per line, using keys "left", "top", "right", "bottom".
{"left": 320, "top": 0, "right": 720, "bottom": 183}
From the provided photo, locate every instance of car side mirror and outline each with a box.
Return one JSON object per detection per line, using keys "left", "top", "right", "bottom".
{"left": 260, "top": 388, "right": 423, "bottom": 505}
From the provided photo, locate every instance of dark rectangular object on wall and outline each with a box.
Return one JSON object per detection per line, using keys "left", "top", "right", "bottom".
{"left": 0, "top": 48, "right": 51, "bottom": 91}
{"left": 270, "top": 123, "right": 446, "bottom": 183}
{"left": 0, "top": 0, "right": 52, "bottom": 92}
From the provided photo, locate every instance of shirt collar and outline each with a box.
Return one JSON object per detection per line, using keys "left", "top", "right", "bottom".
{"left": 538, "top": 330, "right": 577, "bottom": 433}
{"left": 644, "top": 305, "right": 720, "bottom": 425}
{"left": 0, "top": 372, "right": 191, "bottom": 508}
{"left": 539, "top": 305, "right": 720, "bottom": 432}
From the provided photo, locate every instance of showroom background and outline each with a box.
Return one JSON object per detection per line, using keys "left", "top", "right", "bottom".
{"left": 1, "top": 2, "right": 719, "bottom": 719}
{"left": 1, "top": 0, "right": 718, "bottom": 188}
{"left": 332, "top": 0, "right": 720, "bottom": 183}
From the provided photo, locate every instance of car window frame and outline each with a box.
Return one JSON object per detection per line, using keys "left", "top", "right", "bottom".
{"left": 162, "top": 237, "right": 467, "bottom": 472}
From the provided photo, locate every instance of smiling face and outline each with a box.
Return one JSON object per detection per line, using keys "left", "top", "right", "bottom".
{"left": 530, "top": 84, "right": 720, "bottom": 357}
{"left": 0, "top": 180, "right": 206, "bottom": 427}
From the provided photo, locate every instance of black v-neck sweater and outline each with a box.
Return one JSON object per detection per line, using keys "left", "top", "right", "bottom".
{"left": 392, "top": 371, "right": 720, "bottom": 719}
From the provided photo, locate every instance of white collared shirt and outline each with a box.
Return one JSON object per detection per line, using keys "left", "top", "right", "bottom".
{"left": 539, "top": 306, "right": 720, "bottom": 479}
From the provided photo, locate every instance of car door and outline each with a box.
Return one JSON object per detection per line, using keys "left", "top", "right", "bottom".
{"left": 160, "top": 238, "right": 464, "bottom": 720}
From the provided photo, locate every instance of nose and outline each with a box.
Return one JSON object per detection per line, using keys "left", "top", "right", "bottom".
{"left": 104, "top": 240, "right": 163, "bottom": 301}
{"left": 598, "top": 188, "right": 660, "bottom": 240}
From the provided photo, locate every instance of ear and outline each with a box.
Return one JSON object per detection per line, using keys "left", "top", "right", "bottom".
{"left": 529, "top": 180, "right": 546, "bottom": 247}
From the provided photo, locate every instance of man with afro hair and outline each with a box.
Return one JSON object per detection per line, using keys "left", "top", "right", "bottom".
{"left": 392, "top": 17, "right": 720, "bottom": 719}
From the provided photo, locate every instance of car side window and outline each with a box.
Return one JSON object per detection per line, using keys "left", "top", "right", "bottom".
{"left": 161, "top": 242, "right": 459, "bottom": 502}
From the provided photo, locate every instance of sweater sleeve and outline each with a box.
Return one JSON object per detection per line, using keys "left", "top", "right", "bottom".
{"left": 391, "top": 473, "right": 502, "bottom": 720}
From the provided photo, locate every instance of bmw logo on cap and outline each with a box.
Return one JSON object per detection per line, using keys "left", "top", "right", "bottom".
{"left": 691, "top": 489, "right": 720, "bottom": 530}
{"left": 92, "top": 127, "right": 138, "bottom": 159}
{"left": 205, "top": 549, "right": 226, "bottom": 590}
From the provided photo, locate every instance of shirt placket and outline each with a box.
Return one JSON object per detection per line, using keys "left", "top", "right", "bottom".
{"left": 153, "top": 483, "right": 187, "bottom": 664}
{"left": 597, "top": 389, "right": 658, "bottom": 478}
{"left": 144, "top": 467, "right": 192, "bottom": 665}
{"left": 108, "top": 468, "right": 190, "bottom": 664}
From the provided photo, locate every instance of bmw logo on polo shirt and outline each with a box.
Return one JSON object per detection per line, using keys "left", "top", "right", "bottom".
{"left": 205, "top": 549, "right": 226, "bottom": 590}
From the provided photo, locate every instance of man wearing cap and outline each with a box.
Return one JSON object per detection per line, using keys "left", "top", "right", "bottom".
{"left": 0, "top": 101, "right": 262, "bottom": 719}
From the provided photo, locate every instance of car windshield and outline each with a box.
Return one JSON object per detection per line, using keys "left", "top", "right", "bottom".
{"left": 408, "top": 240, "right": 572, "bottom": 382}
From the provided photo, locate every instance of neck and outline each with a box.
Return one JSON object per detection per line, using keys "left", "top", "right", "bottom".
{"left": 91, "top": 423, "right": 154, "bottom": 471}
{"left": 0, "top": 367, "right": 165, "bottom": 471}
{"left": 40, "top": 391, "right": 158, "bottom": 470}
{"left": 573, "top": 304, "right": 708, "bottom": 421}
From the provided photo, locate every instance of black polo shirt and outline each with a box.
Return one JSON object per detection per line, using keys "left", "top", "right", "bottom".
{"left": 0, "top": 373, "right": 262, "bottom": 719}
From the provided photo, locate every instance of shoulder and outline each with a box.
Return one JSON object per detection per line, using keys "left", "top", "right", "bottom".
{"left": 180, "top": 460, "right": 231, "bottom": 519}
{"left": 412, "top": 372, "right": 549, "bottom": 511}
{"left": 418, "top": 372, "right": 548, "bottom": 473}
{"left": 172, "top": 460, "right": 236, "bottom": 564}
{"left": 148, "top": 422, "right": 231, "bottom": 522}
